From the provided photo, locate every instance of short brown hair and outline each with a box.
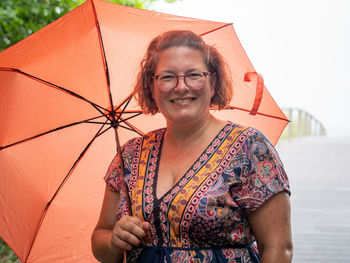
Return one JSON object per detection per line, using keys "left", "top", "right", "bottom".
{"left": 133, "top": 30, "right": 233, "bottom": 114}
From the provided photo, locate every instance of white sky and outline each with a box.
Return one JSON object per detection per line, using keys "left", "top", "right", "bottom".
{"left": 151, "top": 0, "right": 350, "bottom": 136}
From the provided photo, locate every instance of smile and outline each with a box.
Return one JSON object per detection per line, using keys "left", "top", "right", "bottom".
{"left": 170, "top": 98, "right": 195, "bottom": 103}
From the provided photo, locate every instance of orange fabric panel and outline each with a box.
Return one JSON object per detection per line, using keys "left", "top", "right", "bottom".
{"left": 0, "top": 1, "right": 109, "bottom": 108}
{"left": 0, "top": 124, "right": 102, "bottom": 261}
{"left": 26, "top": 131, "right": 116, "bottom": 262}
{"left": 0, "top": 70, "right": 100, "bottom": 148}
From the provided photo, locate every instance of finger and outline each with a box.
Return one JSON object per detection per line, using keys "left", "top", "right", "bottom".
{"left": 142, "top": 221, "right": 151, "bottom": 231}
{"left": 118, "top": 216, "right": 148, "bottom": 240}
{"left": 114, "top": 225, "right": 144, "bottom": 247}
{"left": 124, "top": 216, "right": 147, "bottom": 229}
{"left": 110, "top": 234, "right": 134, "bottom": 251}
{"left": 113, "top": 216, "right": 148, "bottom": 247}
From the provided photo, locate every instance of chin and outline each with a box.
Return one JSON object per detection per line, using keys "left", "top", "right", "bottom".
{"left": 161, "top": 106, "right": 210, "bottom": 125}
{"left": 168, "top": 111, "right": 206, "bottom": 125}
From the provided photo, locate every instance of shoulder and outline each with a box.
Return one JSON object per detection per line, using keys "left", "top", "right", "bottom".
{"left": 121, "top": 127, "right": 166, "bottom": 155}
{"left": 229, "top": 123, "right": 268, "bottom": 142}
{"left": 226, "top": 123, "right": 269, "bottom": 148}
{"left": 243, "top": 127, "right": 282, "bottom": 162}
{"left": 245, "top": 127, "right": 272, "bottom": 145}
{"left": 141, "top": 127, "right": 166, "bottom": 141}
{"left": 228, "top": 123, "right": 277, "bottom": 155}
{"left": 228, "top": 123, "right": 285, "bottom": 171}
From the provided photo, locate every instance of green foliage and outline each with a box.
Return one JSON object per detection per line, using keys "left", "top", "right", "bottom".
{"left": 0, "top": 0, "right": 177, "bottom": 51}
{"left": 0, "top": 0, "right": 81, "bottom": 51}
{"left": 0, "top": 238, "right": 20, "bottom": 263}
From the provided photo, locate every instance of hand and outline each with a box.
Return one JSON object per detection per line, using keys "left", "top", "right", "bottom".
{"left": 110, "top": 216, "right": 150, "bottom": 251}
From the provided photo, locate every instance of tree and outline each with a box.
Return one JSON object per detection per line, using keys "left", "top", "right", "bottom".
{"left": 0, "top": 0, "right": 177, "bottom": 51}
{"left": 0, "top": 238, "right": 20, "bottom": 262}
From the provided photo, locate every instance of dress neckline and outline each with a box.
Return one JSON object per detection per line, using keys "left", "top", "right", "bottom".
{"left": 152, "top": 121, "right": 234, "bottom": 202}
{"left": 139, "top": 121, "right": 244, "bottom": 246}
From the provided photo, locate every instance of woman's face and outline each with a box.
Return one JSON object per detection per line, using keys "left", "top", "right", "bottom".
{"left": 151, "top": 46, "right": 215, "bottom": 126}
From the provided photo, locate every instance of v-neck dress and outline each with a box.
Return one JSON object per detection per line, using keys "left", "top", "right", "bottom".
{"left": 104, "top": 122, "right": 290, "bottom": 262}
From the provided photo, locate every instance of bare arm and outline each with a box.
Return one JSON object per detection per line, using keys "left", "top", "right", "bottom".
{"left": 91, "top": 186, "right": 150, "bottom": 263}
{"left": 247, "top": 192, "right": 293, "bottom": 263}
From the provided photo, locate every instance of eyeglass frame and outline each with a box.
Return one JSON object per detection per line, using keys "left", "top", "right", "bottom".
{"left": 152, "top": 71, "right": 213, "bottom": 90}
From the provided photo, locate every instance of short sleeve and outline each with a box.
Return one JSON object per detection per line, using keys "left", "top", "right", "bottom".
{"left": 230, "top": 129, "right": 290, "bottom": 212}
{"left": 103, "top": 137, "right": 141, "bottom": 192}
{"left": 104, "top": 151, "right": 124, "bottom": 192}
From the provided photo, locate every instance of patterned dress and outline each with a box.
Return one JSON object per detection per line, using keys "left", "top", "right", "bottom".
{"left": 104, "top": 122, "right": 290, "bottom": 262}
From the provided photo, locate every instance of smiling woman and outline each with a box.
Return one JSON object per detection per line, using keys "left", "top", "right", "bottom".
{"left": 133, "top": 30, "right": 232, "bottom": 115}
{"left": 91, "top": 30, "right": 293, "bottom": 263}
{"left": 150, "top": 46, "right": 215, "bottom": 126}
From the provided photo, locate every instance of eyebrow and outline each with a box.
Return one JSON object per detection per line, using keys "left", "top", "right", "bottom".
{"left": 157, "top": 68, "right": 204, "bottom": 75}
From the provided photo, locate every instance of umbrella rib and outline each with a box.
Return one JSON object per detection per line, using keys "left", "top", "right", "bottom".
{"left": 98, "top": 113, "right": 144, "bottom": 137}
{"left": 24, "top": 120, "right": 108, "bottom": 262}
{"left": 114, "top": 94, "right": 133, "bottom": 113}
{"left": 109, "top": 95, "right": 142, "bottom": 134}
{"left": 0, "top": 67, "right": 111, "bottom": 119}
{"left": 118, "top": 115, "right": 145, "bottom": 136}
{"left": 118, "top": 110, "right": 143, "bottom": 114}
{"left": 88, "top": 122, "right": 142, "bottom": 143}
{"left": 199, "top": 23, "right": 233, "bottom": 37}
{"left": 100, "top": 115, "right": 144, "bottom": 137}
{"left": 222, "top": 106, "right": 290, "bottom": 122}
{"left": 119, "top": 123, "right": 144, "bottom": 136}
{"left": 85, "top": 121, "right": 112, "bottom": 125}
{"left": 87, "top": 121, "right": 136, "bottom": 139}
{"left": 90, "top": 0, "right": 114, "bottom": 113}
{"left": 120, "top": 112, "right": 143, "bottom": 122}
{"left": 115, "top": 96, "right": 132, "bottom": 123}
{"left": 0, "top": 115, "right": 106, "bottom": 150}
{"left": 112, "top": 95, "right": 145, "bottom": 136}
{"left": 96, "top": 124, "right": 114, "bottom": 137}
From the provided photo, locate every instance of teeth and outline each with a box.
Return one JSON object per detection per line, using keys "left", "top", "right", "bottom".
{"left": 173, "top": 98, "right": 192, "bottom": 103}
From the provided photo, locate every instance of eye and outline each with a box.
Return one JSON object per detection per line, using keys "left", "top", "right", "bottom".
{"left": 186, "top": 72, "right": 204, "bottom": 80}
{"left": 159, "top": 74, "right": 176, "bottom": 82}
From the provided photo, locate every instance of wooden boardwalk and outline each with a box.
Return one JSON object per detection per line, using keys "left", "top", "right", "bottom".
{"left": 276, "top": 136, "right": 350, "bottom": 262}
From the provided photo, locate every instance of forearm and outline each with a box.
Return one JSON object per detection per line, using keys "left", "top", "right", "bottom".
{"left": 260, "top": 246, "right": 293, "bottom": 263}
{"left": 248, "top": 192, "right": 293, "bottom": 263}
{"left": 91, "top": 228, "right": 124, "bottom": 263}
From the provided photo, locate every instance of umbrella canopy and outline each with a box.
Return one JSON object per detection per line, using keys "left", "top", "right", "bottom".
{"left": 0, "top": 0, "right": 288, "bottom": 262}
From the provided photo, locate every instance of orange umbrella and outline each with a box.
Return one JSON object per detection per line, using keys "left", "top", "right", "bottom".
{"left": 0, "top": 0, "right": 288, "bottom": 262}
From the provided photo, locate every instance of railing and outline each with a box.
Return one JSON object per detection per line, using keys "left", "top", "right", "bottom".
{"left": 281, "top": 107, "right": 326, "bottom": 139}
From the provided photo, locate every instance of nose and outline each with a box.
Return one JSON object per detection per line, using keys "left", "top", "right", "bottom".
{"left": 174, "top": 75, "right": 189, "bottom": 92}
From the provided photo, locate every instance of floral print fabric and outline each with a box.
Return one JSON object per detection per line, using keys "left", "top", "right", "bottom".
{"left": 104, "top": 122, "right": 290, "bottom": 262}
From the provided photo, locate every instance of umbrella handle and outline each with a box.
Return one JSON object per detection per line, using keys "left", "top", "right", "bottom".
{"left": 244, "top": 72, "right": 264, "bottom": 115}
{"left": 114, "top": 126, "right": 132, "bottom": 263}
{"left": 114, "top": 127, "right": 133, "bottom": 216}
{"left": 123, "top": 250, "right": 127, "bottom": 263}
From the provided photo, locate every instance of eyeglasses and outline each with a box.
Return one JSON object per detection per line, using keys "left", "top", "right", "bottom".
{"left": 152, "top": 71, "right": 212, "bottom": 91}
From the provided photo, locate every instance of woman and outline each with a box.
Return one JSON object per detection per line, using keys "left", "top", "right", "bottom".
{"left": 91, "top": 30, "right": 293, "bottom": 262}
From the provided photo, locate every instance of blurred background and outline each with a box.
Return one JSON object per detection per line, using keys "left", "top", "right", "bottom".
{"left": 1, "top": 0, "right": 349, "bottom": 262}
{"left": 153, "top": 0, "right": 350, "bottom": 138}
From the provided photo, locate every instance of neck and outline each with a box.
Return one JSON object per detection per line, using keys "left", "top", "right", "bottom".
{"left": 165, "top": 115, "right": 225, "bottom": 147}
